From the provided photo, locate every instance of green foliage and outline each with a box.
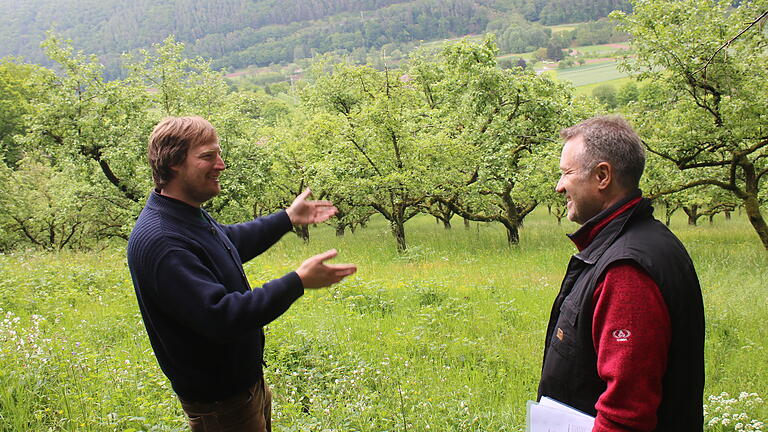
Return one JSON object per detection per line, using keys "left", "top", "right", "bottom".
{"left": 487, "top": 14, "right": 551, "bottom": 54}
{"left": 615, "top": 0, "right": 768, "bottom": 249}
{"left": 558, "top": 57, "right": 575, "bottom": 68}
{"left": 0, "top": 0, "right": 496, "bottom": 77}
{"left": 0, "top": 60, "right": 49, "bottom": 167}
{"left": 22, "top": 32, "right": 153, "bottom": 205}
{"left": 546, "top": 44, "right": 565, "bottom": 60}
{"left": 406, "top": 37, "right": 590, "bottom": 244}
{"left": 501, "top": 0, "right": 632, "bottom": 24}
{"left": 298, "top": 37, "right": 587, "bottom": 250}
{"left": 0, "top": 0, "right": 639, "bottom": 79}
{"left": 592, "top": 83, "right": 618, "bottom": 108}
{"left": 537, "top": 0, "right": 632, "bottom": 25}
{"left": 124, "top": 35, "right": 230, "bottom": 118}
{"left": 302, "top": 59, "right": 442, "bottom": 250}
{"left": 573, "top": 18, "right": 629, "bottom": 46}
{"left": 616, "top": 81, "right": 639, "bottom": 105}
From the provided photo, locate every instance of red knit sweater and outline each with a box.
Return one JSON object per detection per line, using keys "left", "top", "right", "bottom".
{"left": 571, "top": 198, "right": 672, "bottom": 432}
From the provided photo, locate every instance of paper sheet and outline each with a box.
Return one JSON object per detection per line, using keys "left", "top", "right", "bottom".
{"left": 526, "top": 397, "right": 595, "bottom": 432}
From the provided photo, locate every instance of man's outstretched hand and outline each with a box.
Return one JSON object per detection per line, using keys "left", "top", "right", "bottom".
{"left": 286, "top": 188, "right": 337, "bottom": 225}
{"left": 296, "top": 249, "right": 357, "bottom": 289}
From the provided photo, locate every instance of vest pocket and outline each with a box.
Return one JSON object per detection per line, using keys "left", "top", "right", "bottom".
{"left": 540, "top": 300, "right": 581, "bottom": 397}
{"left": 550, "top": 300, "right": 579, "bottom": 358}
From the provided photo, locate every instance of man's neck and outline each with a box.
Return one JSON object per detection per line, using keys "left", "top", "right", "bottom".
{"left": 571, "top": 191, "right": 643, "bottom": 251}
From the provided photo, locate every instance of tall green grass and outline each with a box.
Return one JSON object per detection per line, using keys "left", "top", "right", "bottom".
{"left": 0, "top": 208, "right": 765, "bottom": 431}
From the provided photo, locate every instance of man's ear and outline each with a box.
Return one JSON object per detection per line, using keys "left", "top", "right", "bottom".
{"left": 594, "top": 162, "right": 612, "bottom": 190}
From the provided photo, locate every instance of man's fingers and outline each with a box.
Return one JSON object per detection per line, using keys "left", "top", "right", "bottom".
{"left": 327, "top": 264, "right": 357, "bottom": 275}
{"left": 313, "top": 249, "right": 338, "bottom": 263}
{"left": 312, "top": 200, "right": 335, "bottom": 207}
{"left": 329, "top": 267, "right": 356, "bottom": 283}
{"left": 298, "top": 188, "right": 312, "bottom": 200}
{"left": 314, "top": 206, "right": 337, "bottom": 216}
{"left": 313, "top": 203, "right": 337, "bottom": 217}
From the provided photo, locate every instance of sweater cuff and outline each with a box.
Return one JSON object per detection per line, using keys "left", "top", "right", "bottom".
{"left": 281, "top": 271, "right": 305, "bottom": 298}
{"left": 276, "top": 209, "right": 294, "bottom": 234}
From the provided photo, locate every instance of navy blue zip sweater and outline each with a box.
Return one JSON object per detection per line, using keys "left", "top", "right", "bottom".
{"left": 127, "top": 191, "right": 304, "bottom": 402}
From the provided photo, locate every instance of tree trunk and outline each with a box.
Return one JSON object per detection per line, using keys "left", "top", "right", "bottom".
{"left": 724, "top": 210, "right": 731, "bottom": 220}
{"left": 391, "top": 219, "right": 407, "bottom": 252}
{"left": 295, "top": 225, "right": 310, "bottom": 243}
{"left": 463, "top": 217, "right": 470, "bottom": 229}
{"left": 504, "top": 222, "right": 520, "bottom": 245}
{"left": 683, "top": 205, "right": 699, "bottom": 226}
{"left": 336, "top": 225, "right": 345, "bottom": 236}
{"left": 709, "top": 214, "right": 714, "bottom": 225}
{"left": 664, "top": 206, "right": 676, "bottom": 227}
{"left": 443, "top": 219, "right": 451, "bottom": 230}
{"left": 743, "top": 194, "right": 768, "bottom": 251}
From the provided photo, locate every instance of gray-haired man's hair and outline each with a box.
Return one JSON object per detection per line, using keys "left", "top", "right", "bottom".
{"left": 560, "top": 115, "right": 645, "bottom": 190}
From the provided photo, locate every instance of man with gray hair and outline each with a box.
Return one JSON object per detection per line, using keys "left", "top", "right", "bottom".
{"left": 538, "top": 115, "right": 704, "bottom": 431}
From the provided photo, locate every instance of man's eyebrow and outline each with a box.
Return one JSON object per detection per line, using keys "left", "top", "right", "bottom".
{"left": 197, "top": 148, "right": 221, "bottom": 155}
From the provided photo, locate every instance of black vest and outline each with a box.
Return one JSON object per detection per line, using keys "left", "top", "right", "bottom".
{"left": 538, "top": 197, "right": 704, "bottom": 431}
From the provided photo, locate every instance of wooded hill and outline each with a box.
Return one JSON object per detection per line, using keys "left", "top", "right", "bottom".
{"left": 0, "top": 0, "right": 629, "bottom": 77}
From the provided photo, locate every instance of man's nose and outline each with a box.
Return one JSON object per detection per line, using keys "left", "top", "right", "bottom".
{"left": 215, "top": 155, "right": 226, "bottom": 170}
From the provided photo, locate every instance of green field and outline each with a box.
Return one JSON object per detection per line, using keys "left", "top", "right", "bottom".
{"left": 552, "top": 61, "right": 630, "bottom": 87}
{"left": 1, "top": 208, "right": 766, "bottom": 431}
{"left": 546, "top": 23, "right": 585, "bottom": 33}
{"left": 572, "top": 76, "right": 636, "bottom": 96}
{"left": 418, "top": 35, "right": 485, "bottom": 51}
{"left": 574, "top": 44, "right": 630, "bottom": 55}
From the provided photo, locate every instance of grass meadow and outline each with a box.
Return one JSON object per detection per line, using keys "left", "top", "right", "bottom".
{"left": 1, "top": 207, "right": 766, "bottom": 431}
{"left": 572, "top": 76, "right": 635, "bottom": 96}
{"left": 552, "top": 61, "right": 629, "bottom": 87}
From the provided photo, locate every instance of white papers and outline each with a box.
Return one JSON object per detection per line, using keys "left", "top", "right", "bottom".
{"left": 526, "top": 397, "right": 595, "bottom": 432}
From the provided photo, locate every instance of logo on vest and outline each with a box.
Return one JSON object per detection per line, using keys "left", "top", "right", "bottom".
{"left": 612, "top": 329, "right": 631, "bottom": 342}
{"left": 556, "top": 328, "right": 564, "bottom": 341}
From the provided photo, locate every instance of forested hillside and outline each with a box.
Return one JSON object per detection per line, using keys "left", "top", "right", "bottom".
{"left": 0, "top": 0, "right": 629, "bottom": 77}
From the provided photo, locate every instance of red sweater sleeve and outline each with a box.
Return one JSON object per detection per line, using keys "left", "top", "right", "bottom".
{"left": 591, "top": 262, "right": 671, "bottom": 432}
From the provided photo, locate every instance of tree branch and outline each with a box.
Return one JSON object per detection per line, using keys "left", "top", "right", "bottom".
{"left": 757, "top": 167, "right": 768, "bottom": 182}
{"left": 644, "top": 139, "right": 730, "bottom": 170}
{"left": 644, "top": 141, "right": 679, "bottom": 164}
{"left": 97, "top": 159, "right": 142, "bottom": 202}
{"left": 11, "top": 215, "right": 44, "bottom": 247}
{"left": 348, "top": 136, "right": 384, "bottom": 176}
{"left": 737, "top": 138, "right": 768, "bottom": 158}
{"left": 698, "top": 9, "right": 768, "bottom": 76}
{"left": 437, "top": 196, "right": 498, "bottom": 223}
{"left": 646, "top": 179, "right": 744, "bottom": 200}
{"left": 680, "top": 160, "right": 731, "bottom": 169}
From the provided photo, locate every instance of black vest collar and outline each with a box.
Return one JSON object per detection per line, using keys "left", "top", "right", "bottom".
{"left": 568, "top": 190, "right": 648, "bottom": 265}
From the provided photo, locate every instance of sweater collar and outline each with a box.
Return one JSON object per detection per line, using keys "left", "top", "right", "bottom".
{"left": 568, "top": 190, "right": 649, "bottom": 264}
{"left": 146, "top": 190, "right": 210, "bottom": 227}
